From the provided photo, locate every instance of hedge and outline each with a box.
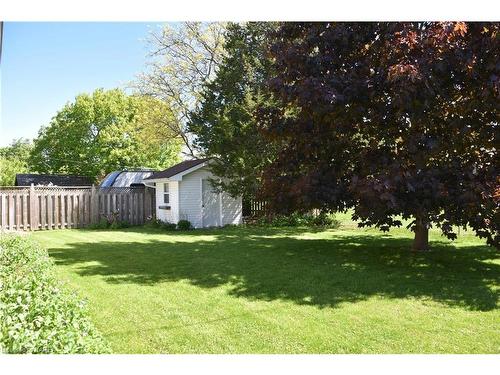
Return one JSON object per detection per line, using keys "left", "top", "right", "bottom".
{"left": 0, "top": 235, "right": 110, "bottom": 353}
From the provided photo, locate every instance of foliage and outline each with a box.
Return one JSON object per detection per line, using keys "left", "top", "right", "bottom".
{"left": 144, "top": 218, "right": 177, "bottom": 231}
{"left": 88, "top": 214, "right": 130, "bottom": 230}
{"left": 136, "top": 22, "right": 227, "bottom": 156}
{"left": 0, "top": 138, "right": 33, "bottom": 186}
{"left": 29, "top": 88, "right": 182, "bottom": 182}
{"left": 177, "top": 220, "right": 192, "bottom": 231}
{"left": 0, "top": 235, "right": 110, "bottom": 353}
{"left": 261, "top": 22, "right": 499, "bottom": 249}
{"left": 33, "top": 223, "right": 499, "bottom": 353}
{"left": 254, "top": 212, "right": 340, "bottom": 228}
{"left": 188, "top": 22, "right": 280, "bottom": 198}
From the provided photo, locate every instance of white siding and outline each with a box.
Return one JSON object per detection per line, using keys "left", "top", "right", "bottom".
{"left": 221, "top": 191, "right": 242, "bottom": 225}
{"left": 178, "top": 167, "right": 213, "bottom": 228}
{"left": 155, "top": 180, "right": 179, "bottom": 223}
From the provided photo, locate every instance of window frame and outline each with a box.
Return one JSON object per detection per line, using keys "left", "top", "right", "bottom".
{"left": 163, "top": 182, "right": 169, "bottom": 204}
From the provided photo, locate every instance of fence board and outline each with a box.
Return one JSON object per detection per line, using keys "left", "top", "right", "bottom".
{"left": 9, "top": 194, "right": 15, "bottom": 230}
{"left": 40, "top": 194, "right": 46, "bottom": 230}
{"left": 0, "top": 186, "right": 153, "bottom": 231}
{"left": 47, "top": 193, "right": 53, "bottom": 230}
{"left": 72, "top": 194, "right": 76, "bottom": 228}
{"left": 67, "top": 194, "right": 72, "bottom": 228}
{"left": 60, "top": 193, "right": 66, "bottom": 229}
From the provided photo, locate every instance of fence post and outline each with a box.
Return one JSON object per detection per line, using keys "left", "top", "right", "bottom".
{"left": 144, "top": 187, "right": 152, "bottom": 222}
{"left": 90, "top": 185, "right": 98, "bottom": 224}
{"left": 29, "top": 184, "right": 36, "bottom": 231}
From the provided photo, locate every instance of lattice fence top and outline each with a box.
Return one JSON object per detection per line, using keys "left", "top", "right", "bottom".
{"left": 0, "top": 186, "right": 150, "bottom": 194}
{"left": 96, "top": 187, "right": 147, "bottom": 194}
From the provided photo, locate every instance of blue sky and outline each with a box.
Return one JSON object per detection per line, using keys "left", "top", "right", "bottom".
{"left": 1, "top": 22, "right": 162, "bottom": 146}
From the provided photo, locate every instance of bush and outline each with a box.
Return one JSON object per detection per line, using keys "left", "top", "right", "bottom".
{"left": 177, "top": 220, "right": 192, "bottom": 231}
{"left": 144, "top": 219, "right": 177, "bottom": 231}
{"left": 162, "top": 222, "right": 178, "bottom": 231}
{"left": 109, "top": 220, "right": 130, "bottom": 229}
{"left": 89, "top": 217, "right": 110, "bottom": 229}
{"left": 0, "top": 235, "right": 111, "bottom": 353}
{"left": 254, "top": 212, "right": 340, "bottom": 228}
{"left": 144, "top": 218, "right": 163, "bottom": 229}
{"left": 89, "top": 213, "right": 129, "bottom": 230}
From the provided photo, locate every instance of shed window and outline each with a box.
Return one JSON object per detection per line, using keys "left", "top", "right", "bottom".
{"left": 163, "top": 183, "right": 169, "bottom": 204}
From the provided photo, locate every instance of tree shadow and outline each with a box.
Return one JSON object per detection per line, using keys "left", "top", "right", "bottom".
{"left": 47, "top": 228, "right": 499, "bottom": 311}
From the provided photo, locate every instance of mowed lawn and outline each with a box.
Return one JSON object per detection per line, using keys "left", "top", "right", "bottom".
{"left": 33, "top": 216, "right": 499, "bottom": 353}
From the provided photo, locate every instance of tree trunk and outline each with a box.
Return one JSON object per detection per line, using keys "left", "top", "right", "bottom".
{"left": 412, "top": 218, "right": 429, "bottom": 251}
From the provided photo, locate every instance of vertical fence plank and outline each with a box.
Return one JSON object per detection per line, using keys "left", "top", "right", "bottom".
{"left": 90, "top": 185, "right": 97, "bottom": 224}
{"left": 78, "top": 193, "right": 83, "bottom": 228}
{"left": 138, "top": 191, "right": 144, "bottom": 224}
{"left": 9, "top": 194, "right": 15, "bottom": 230}
{"left": 47, "top": 193, "right": 53, "bottom": 230}
{"left": 40, "top": 194, "right": 47, "bottom": 230}
{"left": 6, "top": 194, "right": 12, "bottom": 230}
{"left": 61, "top": 193, "right": 66, "bottom": 229}
{"left": 68, "top": 194, "right": 73, "bottom": 228}
{"left": 71, "top": 194, "right": 77, "bottom": 228}
{"left": 22, "top": 193, "right": 28, "bottom": 230}
{"left": 0, "top": 194, "right": 4, "bottom": 229}
{"left": 54, "top": 193, "right": 60, "bottom": 229}
{"left": 28, "top": 185, "right": 34, "bottom": 230}
{"left": 14, "top": 193, "right": 21, "bottom": 230}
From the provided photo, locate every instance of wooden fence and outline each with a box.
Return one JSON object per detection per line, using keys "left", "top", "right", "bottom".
{"left": 242, "top": 199, "right": 268, "bottom": 218}
{"left": 0, "top": 185, "right": 155, "bottom": 231}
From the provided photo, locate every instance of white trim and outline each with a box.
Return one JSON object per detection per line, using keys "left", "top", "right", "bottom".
{"left": 168, "top": 162, "right": 208, "bottom": 181}
{"left": 200, "top": 177, "right": 203, "bottom": 228}
{"left": 142, "top": 161, "right": 208, "bottom": 184}
{"left": 219, "top": 191, "right": 222, "bottom": 227}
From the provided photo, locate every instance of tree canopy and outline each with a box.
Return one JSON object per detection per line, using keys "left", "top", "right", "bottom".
{"left": 259, "top": 22, "right": 499, "bottom": 250}
{"left": 136, "top": 22, "right": 227, "bottom": 156}
{"left": 0, "top": 138, "right": 33, "bottom": 185}
{"left": 188, "top": 22, "right": 279, "bottom": 198}
{"left": 29, "top": 88, "right": 182, "bottom": 182}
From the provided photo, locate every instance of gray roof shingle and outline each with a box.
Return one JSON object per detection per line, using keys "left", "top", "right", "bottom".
{"left": 144, "top": 159, "right": 209, "bottom": 180}
{"left": 15, "top": 174, "right": 92, "bottom": 186}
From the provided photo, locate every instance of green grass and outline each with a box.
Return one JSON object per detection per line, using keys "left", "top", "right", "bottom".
{"left": 32, "top": 218, "right": 499, "bottom": 353}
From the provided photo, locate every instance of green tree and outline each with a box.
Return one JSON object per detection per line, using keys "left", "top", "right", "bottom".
{"left": 188, "top": 22, "right": 280, "bottom": 198}
{"left": 0, "top": 138, "right": 33, "bottom": 185}
{"left": 29, "top": 89, "right": 181, "bottom": 182}
{"left": 261, "top": 22, "right": 499, "bottom": 250}
{"left": 136, "top": 22, "right": 227, "bottom": 156}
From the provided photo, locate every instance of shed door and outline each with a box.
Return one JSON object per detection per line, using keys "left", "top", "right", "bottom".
{"left": 202, "top": 179, "right": 220, "bottom": 227}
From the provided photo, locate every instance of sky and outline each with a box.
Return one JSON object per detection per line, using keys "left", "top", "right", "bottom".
{"left": 0, "top": 22, "right": 162, "bottom": 146}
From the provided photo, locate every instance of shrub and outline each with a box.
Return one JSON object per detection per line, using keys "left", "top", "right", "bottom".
{"left": 253, "top": 212, "right": 340, "bottom": 228}
{"left": 109, "top": 220, "right": 130, "bottom": 229}
{"left": 144, "top": 218, "right": 163, "bottom": 229}
{"left": 88, "top": 217, "right": 110, "bottom": 229}
{"left": 89, "top": 213, "right": 129, "bottom": 230}
{"left": 177, "top": 220, "right": 192, "bottom": 231}
{"left": 144, "top": 219, "right": 176, "bottom": 231}
{"left": 162, "top": 222, "right": 178, "bottom": 231}
{"left": 310, "top": 212, "right": 340, "bottom": 228}
{"left": 0, "top": 235, "right": 111, "bottom": 353}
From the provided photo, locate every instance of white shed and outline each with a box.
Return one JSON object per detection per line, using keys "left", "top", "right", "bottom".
{"left": 142, "top": 159, "right": 242, "bottom": 228}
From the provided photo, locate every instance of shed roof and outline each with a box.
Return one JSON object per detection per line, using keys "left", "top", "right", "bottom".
{"left": 99, "top": 170, "right": 155, "bottom": 187}
{"left": 144, "top": 159, "right": 209, "bottom": 180}
{"left": 15, "top": 174, "right": 92, "bottom": 187}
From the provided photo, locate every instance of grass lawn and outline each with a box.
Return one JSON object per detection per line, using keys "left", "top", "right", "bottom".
{"left": 33, "top": 217, "right": 499, "bottom": 353}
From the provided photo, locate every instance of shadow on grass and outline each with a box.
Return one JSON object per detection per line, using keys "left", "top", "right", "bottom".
{"left": 47, "top": 227, "right": 499, "bottom": 311}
